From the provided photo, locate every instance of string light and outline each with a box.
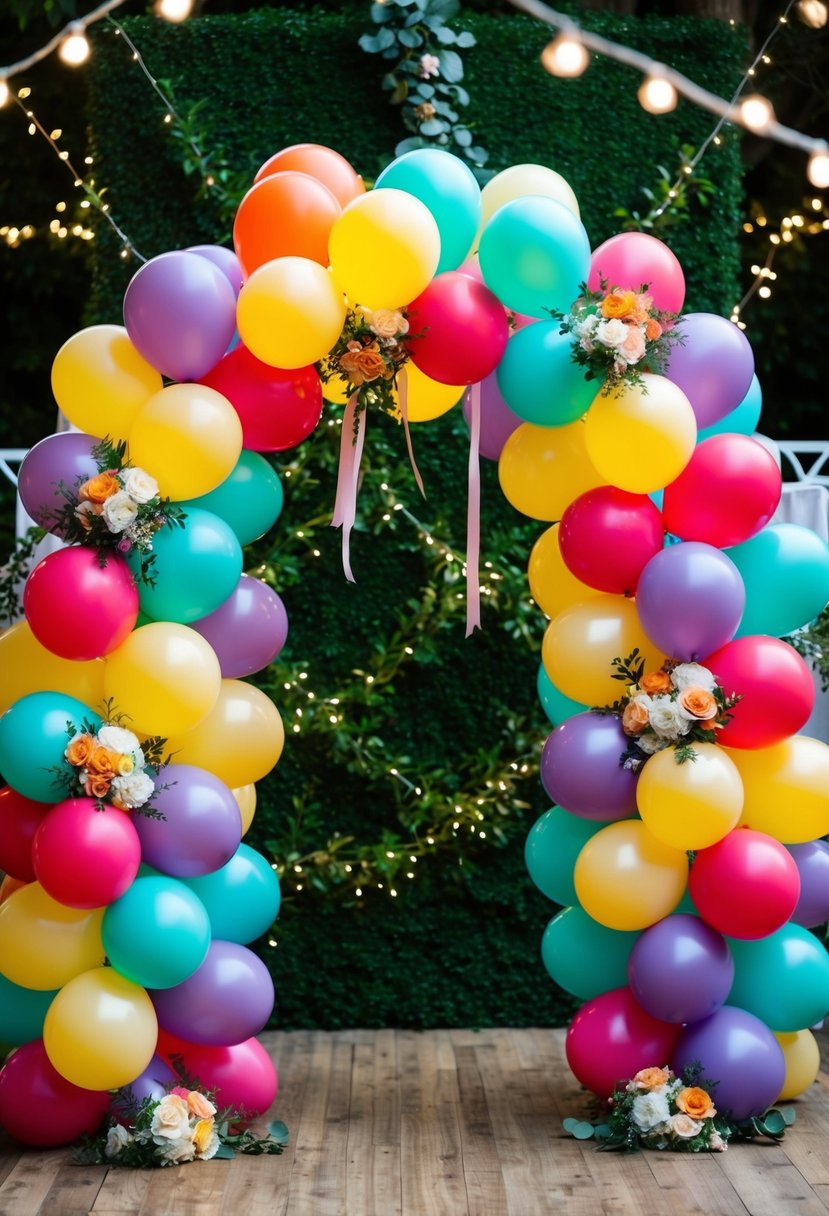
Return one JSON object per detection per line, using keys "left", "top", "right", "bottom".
{"left": 739, "top": 93, "right": 776, "bottom": 133}
{"left": 58, "top": 24, "right": 91, "bottom": 67}
{"left": 154, "top": 0, "right": 194, "bottom": 22}
{"left": 797, "top": 0, "right": 828, "bottom": 27}
{"left": 0, "top": 79, "right": 9, "bottom": 108}
{"left": 540, "top": 32, "right": 589, "bottom": 78}
{"left": 0, "top": 0, "right": 126, "bottom": 84}
{"left": 637, "top": 71, "right": 678, "bottom": 115}
{"left": 808, "top": 145, "right": 829, "bottom": 189}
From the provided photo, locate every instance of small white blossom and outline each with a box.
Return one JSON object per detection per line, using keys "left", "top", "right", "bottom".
{"left": 419, "top": 52, "right": 440, "bottom": 78}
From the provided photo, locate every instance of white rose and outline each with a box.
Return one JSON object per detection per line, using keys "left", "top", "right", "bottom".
{"left": 648, "top": 695, "right": 693, "bottom": 739}
{"left": 102, "top": 490, "right": 139, "bottom": 534}
{"left": 105, "top": 1123, "right": 132, "bottom": 1158}
{"left": 97, "top": 725, "right": 141, "bottom": 755}
{"left": 151, "top": 1094, "right": 191, "bottom": 1143}
{"left": 111, "top": 769, "right": 155, "bottom": 809}
{"left": 120, "top": 467, "right": 159, "bottom": 505}
{"left": 670, "top": 1113, "right": 702, "bottom": 1139}
{"left": 631, "top": 1089, "right": 671, "bottom": 1132}
{"left": 576, "top": 314, "right": 599, "bottom": 339}
{"left": 158, "top": 1133, "right": 196, "bottom": 1164}
{"left": 595, "top": 318, "right": 628, "bottom": 348}
{"left": 671, "top": 663, "right": 717, "bottom": 693}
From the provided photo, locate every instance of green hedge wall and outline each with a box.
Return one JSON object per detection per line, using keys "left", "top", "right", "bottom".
{"left": 81, "top": 6, "right": 745, "bottom": 1029}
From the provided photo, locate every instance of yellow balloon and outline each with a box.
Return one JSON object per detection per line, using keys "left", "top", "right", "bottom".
{"left": 165, "top": 679, "right": 284, "bottom": 788}
{"left": 395, "top": 362, "right": 463, "bottom": 423}
{"left": 0, "top": 621, "right": 105, "bottom": 715}
{"left": 574, "top": 820, "right": 688, "bottom": 931}
{"left": 0, "top": 876, "right": 26, "bottom": 905}
{"left": 584, "top": 374, "right": 697, "bottom": 493}
{"left": 329, "top": 189, "right": 441, "bottom": 309}
{"left": 128, "top": 383, "right": 242, "bottom": 500}
{"left": 319, "top": 358, "right": 350, "bottom": 404}
{"left": 238, "top": 257, "right": 347, "bottom": 370}
{"left": 0, "top": 884, "right": 104, "bottom": 990}
{"left": 729, "top": 736, "right": 829, "bottom": 843}
{"left": 104, "top": 622, "right": 221, "bottom": 737}
{"left": 774, "top": 1030, "right": 820, "bottom": 1100}
{"left": 232, "top": 784, "right": 257, "bottom": 836}
{"left": 480, "top": 163, "right": 580, "bottom": 230}
{"left": 636, "top": 743, "right": 743, "bottom": 851}
{"left": 50, "top": 324, "right": 163, "bottom": 442}
{"left": 44, "top": 967, "right": 157, "bottom": 1091}
{"left": 498, "top": 421, "right": 604, "bottom": 521}
{"left": 528, "top": 523, "right": 599, "bottom": 619}
{"left": 542, "top": 593, "right": 662, "bottom": 706}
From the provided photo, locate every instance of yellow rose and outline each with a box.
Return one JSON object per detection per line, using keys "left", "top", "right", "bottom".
{"left": 676, "top": 1086, "right": 716, "bottom": 1120}
{"left": 601, "top": 290, "right": 637, "bottom": 319}
{"left": 114, "top": 752, "right": 135, "bottom": 777}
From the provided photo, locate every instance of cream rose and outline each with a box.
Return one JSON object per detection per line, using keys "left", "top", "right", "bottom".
{"left": 102, "top": 490, "right": 139, "bottom": 534}
{"left": 631, "top": 1089, "right": 670, "bottom": 1132}
{"left": 670, "top": 1113, "right": 702, "bottom": 1139}
{"left": 367, "top": 308, "right": 408, "bottom": 339}
{"left": 159, "top": 1134, "right": 196, "bottom": 1164}
{"left": 595, "top": 318, "right": 628, "bottom": 349}
{"left": 97, "top": 725, "right": 142, "bottom": 755}
{"left": 648, "top": 695, "right": 693, "bottom": 739}
{"left": 618, "top": 325, "right": 646, "bottom": 365}
{"left": 150, "top": 1094, "right": 191, "bottom": 1143}
{"left": 111, "top": 769, "right": 155, "bottom": 810}
{"left": 105, "top": 1123, "right": 132, "bottom": 1157}
{"left": 671, "top": 663, "right": 717, "bottom": 693}
{"left": 120, "top": 466, "right": 159, "bottom": 505}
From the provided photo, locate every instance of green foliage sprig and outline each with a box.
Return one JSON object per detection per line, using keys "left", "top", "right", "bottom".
{"left": 0, "top": 523, "right": 45, "bottom": 627}
{"left": 613, "top": 144, "right": 717, "bottom": 235}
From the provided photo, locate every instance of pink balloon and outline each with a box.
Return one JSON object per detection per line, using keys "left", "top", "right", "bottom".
{"left": 704, "top": 635, "right": 815, "bottom": 749}
{"left": 565, "top": 987, "right": 682, "bottom": 1099}
{"left": 200, "top": 344, "right": 323, "bottom": 452}
{"left": 662, "top": 434, "right": 781, "bottom": 548}
{"left": 33, "top": 798, "right": 142, "bottom": 909}
{"left": 406, "top": 271, "right": 510, "bottom": 386}
{"left": 157, "top": 1031, "right": 278, "bottom": 1118}
{"left": 689, "top": 828, "right": 801, "bottom": 939}
{"left": 588, "top": 232, "right": 685, "bottom": 314}
{"left": 24, "top": 547, "right": 138, "bottom": 661}
{"left": 0, "top": 1039, "right": 110, "bottom": 1146}
{"left": 559, "top": 488, "right": 664, "bottom": 593}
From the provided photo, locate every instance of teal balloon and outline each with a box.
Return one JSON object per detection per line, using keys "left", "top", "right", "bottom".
{"left": 697, "top": 373, "right": 762, "bottom": 441}
{"left": 496, "top": 321, "right": 595, "bottom": 426}
{"left": 375, "top": 149, "right": 481, "bottom": 274}
{"left": 728, "top": 523, "right": 829, "bottom": 638}
{"left": 525, "top": 806, "right": 604, "bottom": 906}
{"left": 537, "top": 664, "right": 587, "bottom": 727}
{"left": 179, "top": 843, "right": 281, "bottom": 944}
{"left": 0, "top": 973, "right": 58, "bottom": 1045}
{"left": 478, "top": 195, "right": 590, "bottom": 318}
{"left": 102, "top": 875, "right": 211, "bottom": 989}
{"left": 133, "top": 507, "right": 243, "bottom": 624}
{"left": 0, "top": 692, "right": 99, "bottom": 803}
{"left": 179, "top": 451, "right": 283, "bottom": 547}
{"left": 541, "top": 906, "right": 640, "bottom": 1000}
{"left": 728, "top": 924, "right": 829, "bottom": 1032}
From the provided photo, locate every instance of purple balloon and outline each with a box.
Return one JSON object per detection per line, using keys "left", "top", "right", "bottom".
{"left": 187, "top": 244, "right": 244, "bottom": 297}
{"left": 541, "top": 712, "right": 639, "bottom": 821}
{"left": 628, "top": 914, "right": 734, "bottom": 1024}
{"left": 134, "top": 764, "right": 242, "bottom": 878}
{"left": 150, "top": 940, "right": 275, "bottom": 1045}
{"left": 17, "top": 431, "right": 99, "bottom": 531}
{"left": 637, "top": 541, "right": 745, "bottom": 662}
{"left": 123, "top": 251, "right": 237, "bottom": 382}
{"left": 190, "top": 575, "right": 288, "bottom": 678}
{"left": 110, "top": 1054, "right": 176, "bottom": 1120}
{"left": 665, "top": 312, "right": 755, "bottom": 429}
{"left": 672, "top": 1006, "right": 785, "bottom": 1122}
{"left": 789, "top": 841, "right": 829, "bottom": 928}
{"left": 462, "top": 370, "right": 522, "bottom": 462}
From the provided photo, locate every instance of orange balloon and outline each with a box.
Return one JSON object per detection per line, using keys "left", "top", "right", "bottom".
{"left": 255, "top": 143, "right": 365, "bottom": 208}
{"left": 233, "top": 172, "right": 342, "bottom": 275}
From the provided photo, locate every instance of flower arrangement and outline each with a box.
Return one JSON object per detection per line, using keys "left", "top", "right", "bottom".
{"left": 596, "top": 650, "right": 741, "bottom": 768}
{"left": 556, "top": 279, "right": 683, "bottom": 392}
{"left": 54, "top": 705, "right": 168, "bottom": 816}
{"left": 73, "top": 1085, "right": 289, "bottom": 1168}
{"left": 51, "top": 437, "right": 186, "bottom": 585}
{"left": 320, "top": 306, "right": 412, "bottom": 432}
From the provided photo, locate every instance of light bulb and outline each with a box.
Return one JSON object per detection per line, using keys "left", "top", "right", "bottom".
{"left": 59, "top": 25, "right": 91, "bottom": 66}
{"left": 0, "top": 79, "right": 8, "bottom": 108}
{"left": 541, "top": 34, "right": 589, "bottom": 78}
{"left": 155, "top": 0, "right": 193, "bottom": 21}
{"left": 738, "top": 94, "right": 774, "bottom": 133}
{"left": 808, "top": 146, "right": 829, "bottom": 189}
{"left": 797, "top": 0, "right": 828, "bottom": 27}
{"left": 637, "top": 72, "right": 677, "bottom": 114}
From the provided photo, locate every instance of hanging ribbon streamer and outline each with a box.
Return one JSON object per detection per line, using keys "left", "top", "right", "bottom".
{"left": 465, "top": 380, "right": 482, "bottom": 637}
{"left": 396, "top": 366, "right": 425, "bottom": 501}
{"left": 331, "top": 394, "right": 366, "bottom": 583}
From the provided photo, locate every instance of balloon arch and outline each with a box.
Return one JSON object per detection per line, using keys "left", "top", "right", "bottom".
{"left": 1, "top": 143, "right": 829, "bottom": 1146}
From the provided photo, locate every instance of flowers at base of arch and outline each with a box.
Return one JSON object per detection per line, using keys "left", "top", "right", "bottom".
{"left": 319, "top": 307, "right": 412, "bottom": 433}
{"left": 55, "top": 703, "right": 169, "bottom": 817}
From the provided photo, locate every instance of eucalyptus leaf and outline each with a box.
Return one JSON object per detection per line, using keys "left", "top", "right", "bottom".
{"left": 419, "top": 118, "right": 447, "bottom": 136}
{"left": 434, "top": 26, "right": 457, "bottom": 44}
{"left": 453, "top": 127, "right": 472, "bottom": 147}
{"left": 455, "top": 31, "right": 477, "bottom": 48}
{"left": 437, "top": 49, "right": 464, "bottom": 83}
{"left": 370, "top": 2, "right": 393, "bottom": 21}
{"left": 760, "top": 1110, "right": 786, "bottom": 1135}
{"left": 781, "top": 1107, "right": 797, "bottom": 1127}
{"left": 416, "top": 82, "right": 435, "bottom": 98}
{"left": 268, "top": 1119, "right": 290, "bottom": 1142}
{"left": 398, "top": 28, "right": 424, "bottom": 48}
{"left": 215, "top": 1144, "right": 236, "bottom": 1159}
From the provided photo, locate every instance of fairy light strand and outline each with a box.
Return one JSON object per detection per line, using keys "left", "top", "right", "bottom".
{"left": 0, "top": 0, "right": 127, "bottom": 84}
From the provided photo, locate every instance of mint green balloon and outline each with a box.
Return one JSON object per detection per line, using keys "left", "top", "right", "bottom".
{"left": 497, "top": 321, "right": 595, "bottom": 426}
{"left": 179, "top": 843, "right": 281, "bottom": 944}
{"left": 727, "top": 924, "right": 829, "bottom": 1032}
{"left": 0, "top": 692, "right": 99, "bottom": 803}
{"left": 375, "top": 149, "right": 481, "bottom": 274}
{"left": 541, "top": 906, "right": 640, "bottom": 1000}
{"left": 525, "top": 806, "right": 604, "bottom": 905}
{"left": 180, "top": 451, "right": 283, "bottom": 547}
{"left": 0, "top": 973, "right": 58, "bottom": 1045}
{"left": 537, "top": 664, "right": 587, "bottom": 727}
{"left": 133, "top": 507, "right": 242, "bottom": 624}
{"left": 102, "top": 876, "right": 211, "bottom": 989}
{"left": 728, "top": 523, "right": 829, "bottom": 638}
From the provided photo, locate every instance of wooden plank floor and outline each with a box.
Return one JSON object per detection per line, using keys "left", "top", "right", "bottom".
{"left": 2, "top": 1027, "right": 829, "bottom": 1215}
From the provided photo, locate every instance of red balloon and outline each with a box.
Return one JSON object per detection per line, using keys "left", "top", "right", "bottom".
{"left": 565, "top": 986, "right": 681, "bottom": 1099}
{"left": 23, "top": 547, "right": 138, "bottom": 661}
{"left": 662, "top": 434, "right": 781, "bottom": 548}
{"left": 0, "top": 1039, "right": 110, "bottom": 1146}
{"left": 200, "top": 344, "right": 323, "bottom": 451}
{"left": 705, "top": 635, "right": 814, "bottom": 749}
{"left": 33, "top": 798, "right": 142, "bottom": 909}
{"left": 406, "top": 271, "right": 509, "bottom": 386}
{"left": 0, "top": 786, "right": 50, "bottom": 881}
{"left": 559, "top": 488, "right": 664, "bottom": 593}
{"left": 156, "top": 1031, "right": 277, "bottom": 1118}
{"left": 689, "top": 827, "right": 801, "bottom": 939}
{"left": 254, "top": 143, "right": 364, "bottom": 209}
{"left": 233, "top": 172, "right": 342, "bottom": 275}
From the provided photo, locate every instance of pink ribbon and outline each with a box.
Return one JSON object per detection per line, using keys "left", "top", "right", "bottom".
{"left": 331, "top": 394, "right": 366, "bottom": 583}
{"left": 397, "top": 367, "right": 425, "bottom": 500}
{"left": 466, "top": 380, "right": 481, "bottom": 637}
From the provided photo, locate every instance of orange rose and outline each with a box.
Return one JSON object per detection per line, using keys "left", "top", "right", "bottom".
{"left": 65, "top": 733, "right": 95, "bottom": 767}
{"left": 622, "top": 698, "right": 650, "bottom": 736}
{"left": 87, "top": 745, "right": 117, "bottom": 779}
{"left": 645, "top": 317, "right": 663, "bottom": 341}
{"left": 78, "top": 472, "right": 120, "bottom": 504}
{"left": 338, "top": 345, "right": 389, "bottom": 386}
{"left": 187, "top": 1090, "right": 216, "bottom": 1118}
{"left": 84, "top": 774, "right": 111, "bottom": 799}
{"left": 678, "top": 686, "right": 718, "bottom": 721}
{"left": 631, "top": 1067, "right": 671, "bottom": 1090}
{"left": 676, "top": 1086, "right": 716, "bottom": 1120}
{"left": 601, "top": 290, "right": 637, "bottom": 319}
{"left": 640, "top": 671, "right": 672, "bottom": 695}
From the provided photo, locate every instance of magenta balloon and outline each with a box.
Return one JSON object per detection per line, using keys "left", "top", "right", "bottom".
{"left": 628, "top": 914, "right": 734, "bottom": 1024}
{"left": 462, "top": 370, "right": 522, "bottom": 462}
{"left": 559, "top": 488, "right": 664, "bottom": 594}
{"left": 566, "top": 987, "right": 681, "bottom": 1099}
{"left": 151, "top": 940, "right": 275, "bottom": 1045}
{"left": 187, "top": 244, "right": 244, "bottom": 297}
{"left": 406, "top": 271, "right": 510, "bottom": 385}
{"left": 788, "top": 841, "right": 829, "bottom": 929}
{"left": 110, "top": 1054, "right": 177, "bottom": 1121}
{"left": 189, "top": 575, "right": 289, "bottom": 678}
{"left": 159, "top": 1035, "right": 277, "bottom": 1118}
{"left": 33, "top": 797, "right": 142, "bottom": 909}
{"left": 133, "top": 764, "right": 242, "bottom": 878}
{"left": 24, "top": 547, "right": 139, "bottom": 661}
{"left": 664, "top": 313, "right": 755, "bottom": 429}
{"left": 636, "top": 541, "right": 745, "bottom": 662}
{"left": 588, "top": 232, "right": 685, "bottom": 313}
{"left": 672, "top": 1006, "right": 785, "bottom": 1122}
{"left": 540, "top": 713, "right": 639, "bottom": 821}
{"left": 17, "top": 431, "right": 99, "bottom": 532}
{"left": 123, "top": 251, "right": 237, "bottom": 382}
{"left": 0, "top": 1039, "right": 110, "bottom": 1146}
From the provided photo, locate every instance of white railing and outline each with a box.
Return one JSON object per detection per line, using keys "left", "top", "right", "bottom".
{"left": 777, "top": 441, "right": 829, "bottom": 486}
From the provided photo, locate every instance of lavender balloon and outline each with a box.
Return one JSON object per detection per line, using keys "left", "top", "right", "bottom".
{"left": 187, "top": 244, "right": 244, "bottom": 297}
{"left": 462, "top": 370, "right": 522, "bottom": 462}
{"left": 672, "top": 1006, "right": 785, "bottom": 1122}
{"left": 190, "top": 574, "right": 289, "bottom": 678}
{"left": 789, "top": 841, "right": 829, "bottom": 929}
{"left": 541, "top": 713, "right": 639, "bottom": 821}
{"left": 123, "top": 251, "right": 237, "bottom": 382}
{"left": 665, "top": 312, "right": 755, "bottom": 429}
{"left": 637, "top": 541, "right": 745, "bottom": 661}
{"left": 151, "top": 940, "right": 274, "bottom": 1045}
{"left": 628, "top": 914, "right": 734, "bottom": 1024}
{"left": 110, "top": 1054, "right": 176, "bottom": 1120}
{"left": 17, "top": 431, "right": 98, "bottom": 531}
{"left": 134, "top": 764, "right": 242, "bottom": 878}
